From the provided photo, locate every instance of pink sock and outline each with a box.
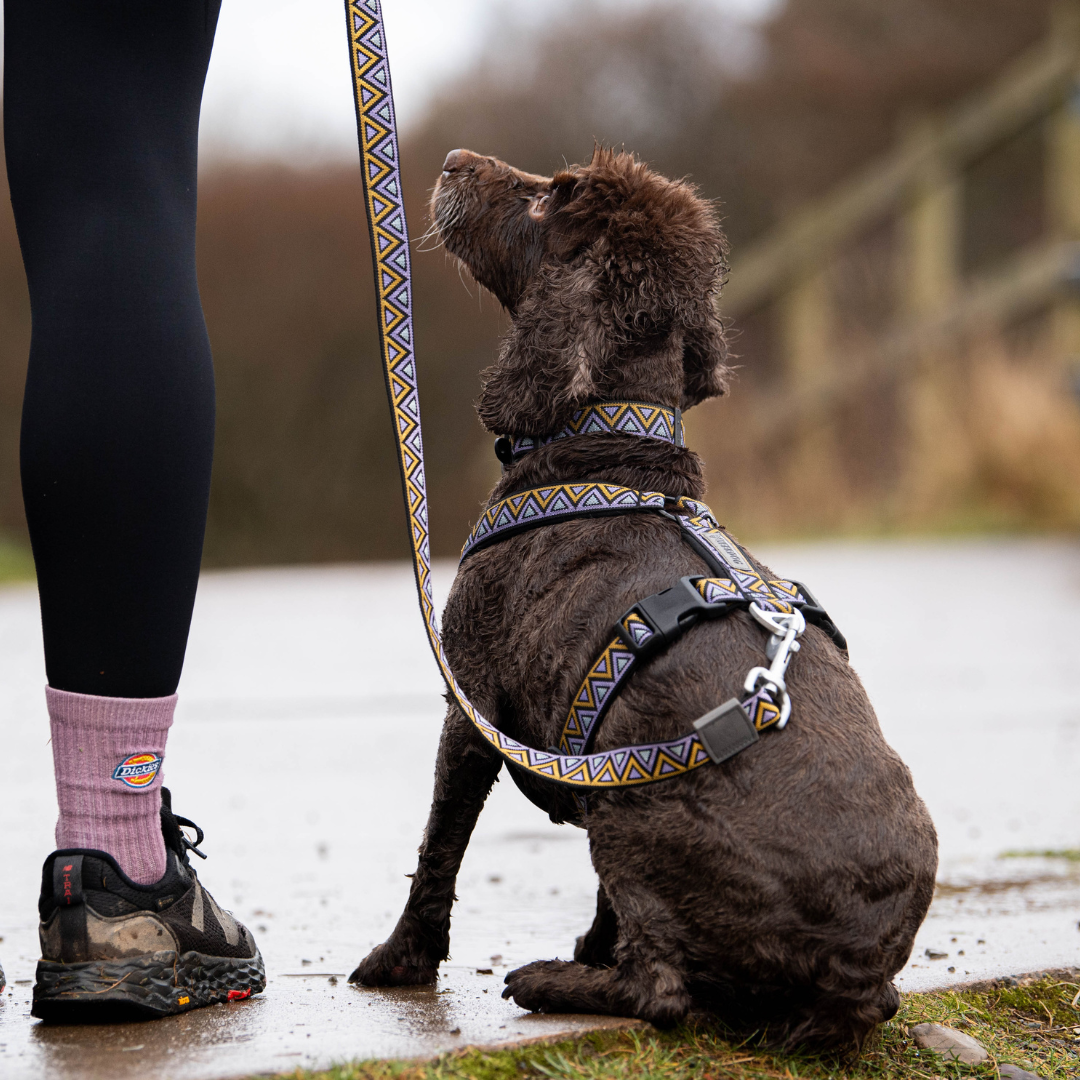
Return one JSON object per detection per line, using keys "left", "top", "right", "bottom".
{"left": 46, "top": 687, "right": 176, "bottom": 885}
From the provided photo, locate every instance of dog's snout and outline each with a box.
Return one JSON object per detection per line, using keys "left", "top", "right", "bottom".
{"left": 442, "top": 149, "right": 468, "bottom": 175}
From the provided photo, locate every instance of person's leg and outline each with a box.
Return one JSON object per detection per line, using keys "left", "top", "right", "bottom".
{"left": 4, "top": 0, "right": 219, "bottom": 885}
{"left": 6, "top": 2, "right": 266, "bottom": 1018}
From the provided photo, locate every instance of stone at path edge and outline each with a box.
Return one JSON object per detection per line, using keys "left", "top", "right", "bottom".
{"left": 910, "top": 1022, "right": 989, "bottom": 1065}
{"left": 997, "top": 1065, "right": 1045, "bottom": 1080}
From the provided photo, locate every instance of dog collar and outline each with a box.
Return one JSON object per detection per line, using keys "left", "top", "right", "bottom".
{"left": 494, "top": 401, "right": 683, "bottom": 465}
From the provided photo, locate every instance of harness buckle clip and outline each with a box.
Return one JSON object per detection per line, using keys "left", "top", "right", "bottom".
{"left": 788, "top": 579, "right": 848, "bottom": 652}
{"left": 615, "top": 575, "right": 726, "bottom": 657}
{"left": 745, "top": 603, "right": 805, "bottom": 728}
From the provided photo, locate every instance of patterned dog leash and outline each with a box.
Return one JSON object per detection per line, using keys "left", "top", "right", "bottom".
{"left": 343, "top": 1, "right": 840, "bottom": 789}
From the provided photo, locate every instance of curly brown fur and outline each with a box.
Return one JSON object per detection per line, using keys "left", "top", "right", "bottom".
{"left": 350, "top": 147, "right": 937, "bottom": 1052}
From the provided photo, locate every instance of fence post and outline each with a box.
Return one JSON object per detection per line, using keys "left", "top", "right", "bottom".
{"left": 1047, "top": 0, "right": 1080, "bottom": 369}
{"left": 779, "top": 269, "right": 833, "bottom": 390}
{"left": 900, "top": 118, "right": 961, "bottom": 320}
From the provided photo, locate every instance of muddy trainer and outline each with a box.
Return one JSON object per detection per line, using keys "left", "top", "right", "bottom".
{"left": 32, "top": 790, "right": 264, "bottom": 1019}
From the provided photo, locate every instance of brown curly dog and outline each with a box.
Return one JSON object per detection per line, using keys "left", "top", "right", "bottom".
{"left": 349, "top": 146, "right": 938, "bottom": 1050}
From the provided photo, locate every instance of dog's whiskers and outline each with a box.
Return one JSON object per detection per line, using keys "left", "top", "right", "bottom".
{"left": 415, "top": 220, "right": 446, "bottom": 253}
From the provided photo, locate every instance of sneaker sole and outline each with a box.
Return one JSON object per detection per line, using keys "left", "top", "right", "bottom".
{"left": 31, "top": 947, "right": 266, "bottom": 1020}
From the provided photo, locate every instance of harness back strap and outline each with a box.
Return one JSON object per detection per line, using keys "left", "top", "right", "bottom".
{"left": 462, "top": 486, "right": 846, "bottom": 650}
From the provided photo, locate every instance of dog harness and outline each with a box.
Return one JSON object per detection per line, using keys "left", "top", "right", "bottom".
{"left": 344, "top": 1, "right": 845, "bottom": 797}
{"left": 463, "top": 421, "right": 846, "bottom": 779}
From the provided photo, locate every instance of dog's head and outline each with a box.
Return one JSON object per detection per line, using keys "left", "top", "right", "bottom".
{"left": 431, "top": 146, "right": 730, "bottom": 435}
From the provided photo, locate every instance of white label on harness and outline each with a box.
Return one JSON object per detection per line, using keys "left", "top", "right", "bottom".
{"left": 706, "top": 531, "right": 753, "bottom": 572}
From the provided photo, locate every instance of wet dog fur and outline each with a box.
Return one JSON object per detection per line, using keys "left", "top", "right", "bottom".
{"left": 349, "top": 147, "right": 938, "bottom": 1050}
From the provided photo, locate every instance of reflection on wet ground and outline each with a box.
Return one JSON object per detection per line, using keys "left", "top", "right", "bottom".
{"left": 0, "top": 539, "right": 1077, "bottom": 1077}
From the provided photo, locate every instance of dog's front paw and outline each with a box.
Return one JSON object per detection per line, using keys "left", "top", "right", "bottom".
{"left": 349, "top": 918, "right": 446, "bottom": 987}
{"left": 349, "top": 939, "right": 440, "bottom": 986}
{"left": 501, "top": 959, "right": 575, "bottom": 1012}
{"left": 348, "top": 942, "right": 428, "bottom": 986}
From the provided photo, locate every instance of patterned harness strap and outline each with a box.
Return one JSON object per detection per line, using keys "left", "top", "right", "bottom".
{"left": 461, "top": 487, "right": 844, "bottom": 771}
{"left": 344, "top": 0, "right": 843, "bottom": 792}
{"left": 462, "top": 484, "right": 668, "bottom": 559}
{"left": 493, "top": 401, "right": 682, "bottom": 465}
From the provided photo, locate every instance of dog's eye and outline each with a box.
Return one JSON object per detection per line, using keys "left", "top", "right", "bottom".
{"left": 528, "top": 194, "right": 550, "bottom": 221}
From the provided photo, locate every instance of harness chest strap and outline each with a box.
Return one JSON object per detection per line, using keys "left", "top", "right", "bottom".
{"left": 559, "top": 576, "right": 793, "bottom": 761}
{"left": 460, "top": 484, "right": 846, "bottom": 787}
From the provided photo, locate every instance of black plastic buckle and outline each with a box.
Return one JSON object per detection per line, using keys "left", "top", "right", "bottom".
{"left": 789, "top": 579, "right": 848, "bottom": 652}
{"left": 615, "top": 576, "right": 728, "bottom": 658}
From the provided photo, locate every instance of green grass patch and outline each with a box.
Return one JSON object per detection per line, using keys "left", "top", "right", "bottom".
{"left": 0, "top": 534, "right": 35, "bottom": 585}
{"left": 273, "top": 975, "right": 1080, "bottom": 1080}
{"left": 1000, "top": 850, "right": 1080, "bottom": 863}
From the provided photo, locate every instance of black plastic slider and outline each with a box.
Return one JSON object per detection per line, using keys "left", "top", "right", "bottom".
{"left": 493, "top": 436, "right": 516, "bottom": 465}
{"left": 693, "top": 699, "right": 759, "bottom": 763}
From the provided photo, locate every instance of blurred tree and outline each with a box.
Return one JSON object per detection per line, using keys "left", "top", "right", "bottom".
{"left": 0, "top": 0, "right": 1057, "bottom": 566}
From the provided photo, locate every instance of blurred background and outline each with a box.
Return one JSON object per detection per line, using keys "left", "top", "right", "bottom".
{"left": 1, "top": 0, "right": 1078, "bottom": 571}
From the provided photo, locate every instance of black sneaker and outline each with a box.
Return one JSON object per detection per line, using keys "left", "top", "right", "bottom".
{"left": 31, "top": 789, "right": 265, "bottom": 1020}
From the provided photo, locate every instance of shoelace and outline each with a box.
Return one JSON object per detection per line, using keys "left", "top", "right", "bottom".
{"left": 174, "top": 814, "right": 207, "bottom": 861}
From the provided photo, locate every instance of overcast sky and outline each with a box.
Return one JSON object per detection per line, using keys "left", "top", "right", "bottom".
{"left": 198, "top": 0, "right": 779, "bottom": 160}
{"left": 0, "top": 0, "right": 777, "bottom": 162}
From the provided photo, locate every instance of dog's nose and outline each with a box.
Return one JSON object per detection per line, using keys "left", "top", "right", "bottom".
{"left": 442, "top": 149, "right": 468, "bottom": 174}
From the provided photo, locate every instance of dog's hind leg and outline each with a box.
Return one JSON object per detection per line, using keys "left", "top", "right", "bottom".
{"left": 349, "top": 704, "right": 502, "bottom": 986}
{"left": 505, "top": 880, "right": 691, "bottom": 1027}
{"left": 574, "top": 884, "right": 618, "bottom": 967}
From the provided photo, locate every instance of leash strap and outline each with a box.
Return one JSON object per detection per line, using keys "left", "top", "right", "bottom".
{"left": 495, "top": 401, "right": 682, "bottom": 464}
{"left": 345, "top": 2, "right": 841, "bottom": 792}
{"left": 345, "top": 0, "right": 732, "bottom": 790}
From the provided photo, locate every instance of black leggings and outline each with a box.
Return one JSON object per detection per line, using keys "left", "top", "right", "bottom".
{"left": 4, "top": 1, "right": 221, "bottom": 698}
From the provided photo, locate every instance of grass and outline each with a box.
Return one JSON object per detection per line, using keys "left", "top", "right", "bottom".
{"left": 1000, "top": 850, "right": 1080, "bottom": 863}
{"left": 0, "top": 534, "right": 34, "bottom": 584}
{"left": 271, "top": 974, "right": 1080, "bottom": 1080}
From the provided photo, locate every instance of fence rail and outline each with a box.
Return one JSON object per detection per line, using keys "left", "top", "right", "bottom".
{"left": 719, "top": 0, "right": 1080, "bottom": 382}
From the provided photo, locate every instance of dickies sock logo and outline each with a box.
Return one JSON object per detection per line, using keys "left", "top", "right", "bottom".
{"left": 112, "top": 753, "right": 162, "bottom": 788}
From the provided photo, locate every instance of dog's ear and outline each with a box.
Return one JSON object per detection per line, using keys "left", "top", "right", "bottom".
{"left": 476, "top": 253, "right": 612, "bottom": 436}
{"left": 681, "top": 308, "right": 731, "bottom": 409}
{"left": 576, "top": 149, "right": 731, "bottom": 412}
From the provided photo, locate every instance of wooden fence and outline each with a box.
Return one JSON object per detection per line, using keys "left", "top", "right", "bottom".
{"left": 719, "top": 0, "right": 1080, "bottom": 406}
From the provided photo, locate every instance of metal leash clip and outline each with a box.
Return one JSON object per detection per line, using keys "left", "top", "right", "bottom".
{"left": 744, "top": 603, "right": 806, "bottom": 729}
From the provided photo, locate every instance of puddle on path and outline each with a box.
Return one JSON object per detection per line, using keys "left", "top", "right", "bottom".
{"left": 0, "top": 540, "right": 1077, "bottom": 1077}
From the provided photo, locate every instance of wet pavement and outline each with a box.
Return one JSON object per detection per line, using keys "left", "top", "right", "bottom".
{"left": 0, "top": 538, "right": 1077, "bottom": 1078}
